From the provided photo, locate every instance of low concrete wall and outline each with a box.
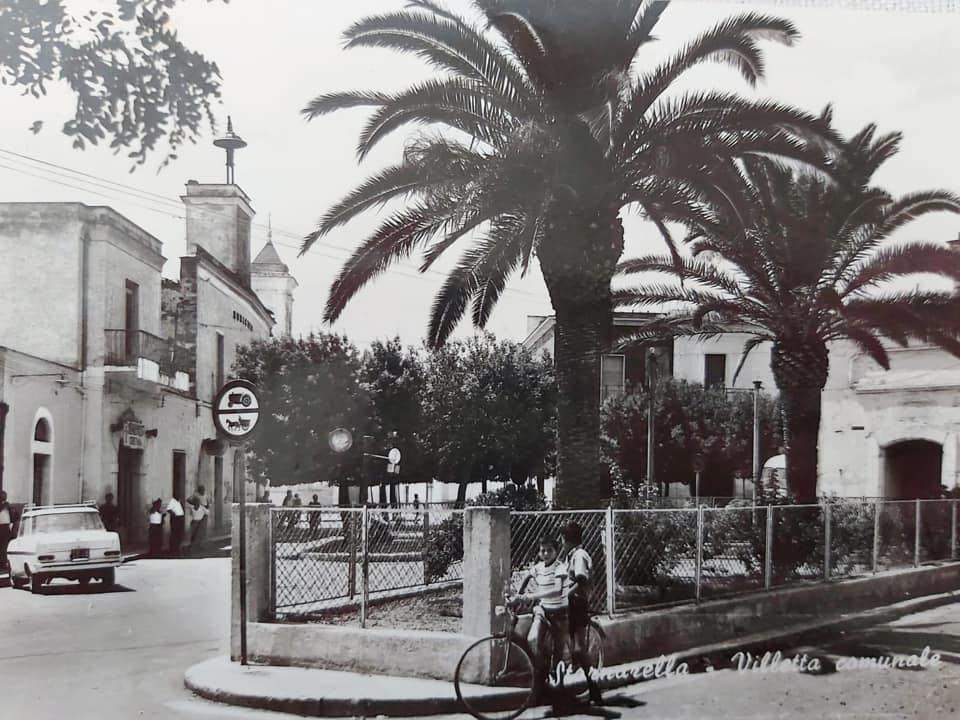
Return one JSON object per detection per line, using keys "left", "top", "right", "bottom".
{"left": 246, "top": 621, "right": 476, "bottom": 681}
{"left": 602, "top": 563, "right": 960, "bottom": 666}
{"left": 243, "top": 562, "right": 960, "bottom": 680}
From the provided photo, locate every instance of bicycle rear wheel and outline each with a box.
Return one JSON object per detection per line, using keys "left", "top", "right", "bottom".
{"left": 454, "top": 634, "right": 537, "bottom": 720}
{"left": 585, "top": 621, "right": 605, "bottom": 673}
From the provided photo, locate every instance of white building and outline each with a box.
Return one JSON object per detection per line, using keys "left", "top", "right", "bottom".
{"left": 0, "top": 142, "right": 296, "bottom": 546}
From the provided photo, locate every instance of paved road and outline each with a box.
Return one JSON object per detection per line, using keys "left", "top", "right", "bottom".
{"left": 0, "top": 556, "right": 285, "bottom": 720}
{"left": 3, "top": 555, "right": 958, "bottom": 720}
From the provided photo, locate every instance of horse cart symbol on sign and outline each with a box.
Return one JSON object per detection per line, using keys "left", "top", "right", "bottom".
{"left": 225, "top": 417, "right": 251, "bottom": 432}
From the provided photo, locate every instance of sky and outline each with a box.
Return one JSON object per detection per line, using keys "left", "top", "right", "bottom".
{"left": 1, "top": 0, "right": 959, "bottom": 348}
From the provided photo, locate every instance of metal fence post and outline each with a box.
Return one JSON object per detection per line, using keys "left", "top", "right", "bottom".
{"left": 952, "top": 499, "right": 958, "bottom": 561}
{"left": 914, "top": 499, "right": 921, "bottom": 568}
{"left": 764, "top": 505, "right": 773, "bottom": 590}
{"left": 604, "top": 506, "right": 616, "bottom": 617}
{"left": 360, "top": 505, "right": 369, "bottom": 628}
{"left": 824, "top": 503, "right": 832, "bottom": 581}
{"left": 422, "top": 509, "right": 431, "bottom": 585}
{"left": 872, "top": 500, "right": 881, "bottom": 574}
{"left": 347, "top": 510, "right": 357, "bottom": 599}
{"left": 269, "top": 508, "right": 277, "bottom": 618}
{"left": 695, "top": 504, "right": 704, "bottom": 603}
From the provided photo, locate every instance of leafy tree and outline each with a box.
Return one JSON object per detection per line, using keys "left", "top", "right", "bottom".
{"left": 300, "top": 0, "right": 837, "bottom": 507}
{"left": 421, "top": 334, "right": 556, "bottom": 505}
{"left": 359, "top": 338, "right": 430, "bottom": 498}
{"left": 602, "top": 379, "right": 780, "bottom": 499}
{"left": 1, "top": 0, "right": 225, "bottom": 167}
{"left": 232, "top": 333, "right": 372, "bottom": 490}
{"left": 615, "top": 124, "right": 960, "bottom": 501}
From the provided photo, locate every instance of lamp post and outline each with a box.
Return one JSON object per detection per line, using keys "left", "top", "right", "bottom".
{"left": 646, "top": 348, "right": 657, "bottom": 497}
{"left": 753, "top": 380, "right": 763, "bottom": 500}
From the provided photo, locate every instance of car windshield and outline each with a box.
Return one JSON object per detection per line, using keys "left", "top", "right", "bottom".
{"left": 24, "top": 511, "right": 104, "bottom": 535}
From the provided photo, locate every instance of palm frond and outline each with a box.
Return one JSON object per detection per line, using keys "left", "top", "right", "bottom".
{"left": 616, "top": 253, "right": 743, "bottom": 296}
{"left": 625, "top": 0, "right": 669, "bottom": 62}
{"left": 842, "top": 242, "right": 960, "bottom": 297}
{"left": 486, "top": 11, "right": 554, "bottom": 88}
{"left": 302, "top": 90, "right": 394, "bottom": 120}
{"left": 321, "top": 204, "right": 455, "bottom": 322}
{"left": 356, "top": 78, "right": 514, "bottom": 158}
{"left": 730, "top": 335, "right": 767, "bottom": 385}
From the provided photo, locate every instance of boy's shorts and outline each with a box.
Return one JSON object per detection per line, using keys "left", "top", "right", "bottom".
{"left": 567, "top": 596, "right": 590, "bottom": 635}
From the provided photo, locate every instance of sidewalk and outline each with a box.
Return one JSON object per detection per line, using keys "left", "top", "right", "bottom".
{"left": 123, "top": 532, "right": 231, "bottom": 562}
{"left": 184, "top": 589, "right": 960, "bottom": 717}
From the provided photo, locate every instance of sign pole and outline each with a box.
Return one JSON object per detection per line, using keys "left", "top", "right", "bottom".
{"left": 237, "top": 442, "right": 248, "bottom": 666}
{"left": 211, "top": 379, "right": 261, "bottom": 669}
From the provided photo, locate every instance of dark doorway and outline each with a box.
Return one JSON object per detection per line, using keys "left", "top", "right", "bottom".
{"left": 884, "top": 440, "right": 943, "bottom": 499}
{"left": 173, "top": 451, "right": 186, "bottom": 502}
{"left": 117, "top": 445, "right": 141, "bottom": 533}
{"left": 32, "top": 454, "right": 49, "bottom": 505}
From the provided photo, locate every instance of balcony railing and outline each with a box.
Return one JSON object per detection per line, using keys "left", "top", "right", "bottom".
{"left": 104, "top": 330, "right": 191, "bottom": 389}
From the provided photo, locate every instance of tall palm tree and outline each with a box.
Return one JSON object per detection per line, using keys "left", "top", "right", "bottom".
{"left": 613, "top": 124, "right": 960, "bottom": 502}
{"left": 301, "top": 0, "right": 837, "bottom": 507}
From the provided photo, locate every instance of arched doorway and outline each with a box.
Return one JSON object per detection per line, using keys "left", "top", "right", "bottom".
{"left": 884, "top": 440, "right": 943, "bottom": 499}
{"left": 31, "top": 411, "right": 53, "bottom": 505}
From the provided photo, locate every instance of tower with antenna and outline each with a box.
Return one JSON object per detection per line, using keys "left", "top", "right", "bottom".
{"left": 213, "top": 116, "right": 247, "bottom": 185}
{"left": 251, "top": 214, "right": 298, "bottom": 337}
{"left": 181, "top": 115, "right": 254, "bottom": 280}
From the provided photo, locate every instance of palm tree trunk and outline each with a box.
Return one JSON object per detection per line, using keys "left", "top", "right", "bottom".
{"left": 770, "top": 338, "right": 829, "bottom": 503}
{"left": 539, "top": 209, "right": 623, "bottom": 508}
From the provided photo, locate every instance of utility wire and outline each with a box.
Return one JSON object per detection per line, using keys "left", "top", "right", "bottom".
{"left": 0, "top": 148, "right": 547, "bottom": 300}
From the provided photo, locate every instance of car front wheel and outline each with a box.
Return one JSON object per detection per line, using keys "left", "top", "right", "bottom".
{"left": 30, "top": 572, "right": 43, "bottom": 594}
{"left": 11, "top": 569, "right": 27, "bottom": 589}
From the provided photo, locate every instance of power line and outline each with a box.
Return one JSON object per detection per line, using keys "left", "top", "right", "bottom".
{"left": 0, "top": 148, "right": 547, "bottom": 300}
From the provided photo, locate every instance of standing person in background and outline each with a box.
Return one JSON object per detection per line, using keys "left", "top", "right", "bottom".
{"left": 148, "top": 499, "right": 164, "bottom": 558}
{"left": 308, "top": 494, "right": 322, "bottom": 536}
{"left": 0, "top": 491, "right": 12, "bottom": 572}
{"left": 167, "top": 495, "right": 185, "bottom": 557}
{"left": 188, "top": 495, "right": 208, "bottom": 551}
{"left": 560, "top": 521, "right": 602, "bottom": 705}
{"left": 98, "top": 492, "right": 119, "bottom": 533}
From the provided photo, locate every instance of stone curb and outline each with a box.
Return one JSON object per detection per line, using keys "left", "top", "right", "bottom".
{"left": 185, "top": 590, "right": 960, "bottom": 717}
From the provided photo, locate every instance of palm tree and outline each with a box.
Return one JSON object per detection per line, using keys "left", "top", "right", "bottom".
{"left": 301, "top": 0, "right": 837, "bottom": 507}
{"left": 613, "top": 124, "right": 960, "bottom": 502}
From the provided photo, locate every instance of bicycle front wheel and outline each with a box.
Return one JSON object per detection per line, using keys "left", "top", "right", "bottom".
{"left": 454, "top": 634, "right": 537, "bottom": 720}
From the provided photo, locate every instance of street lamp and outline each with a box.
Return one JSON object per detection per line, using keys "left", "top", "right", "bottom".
{"left": 752, "top": 381, "right": 763, "bottom": 501}
{"left": 646, "top": 348, "right": 657, "bottom": 497}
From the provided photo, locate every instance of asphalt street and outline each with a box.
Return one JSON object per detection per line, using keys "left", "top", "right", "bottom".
{"left": 2, "top": 556, "right": 958, "bottom": 720}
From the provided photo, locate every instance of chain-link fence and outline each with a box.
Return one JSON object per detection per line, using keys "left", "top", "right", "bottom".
{"left": 510, "top": 510, "right": 607, "bottom": 612}
{"left": 611, "top": 498, "right": 958, "bottom": 613}
{"left": 272, "top": 506, "right": 463, "bottom": 630}
{"left": 270, "top": 499, "right": 958, "bottom": 628}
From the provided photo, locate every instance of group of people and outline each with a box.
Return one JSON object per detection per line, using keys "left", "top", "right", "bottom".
{"left": 146, "top": 486, "right": 210, "bottom": 558}
{"left": 509, "top": 520, "right": 603, "bottom": 705}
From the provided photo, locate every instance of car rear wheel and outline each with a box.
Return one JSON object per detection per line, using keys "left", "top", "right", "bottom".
{"left": 78, "top": 576, "right": 90, "bottom": 587}
{"left": 30, "top": 572, "right": 43, "bottom": 594}
{"left": 11, "top": 569, "right": 27, "bottom": 589}
{"left": 101, "top": 568, "right": 115, "bottom": 588}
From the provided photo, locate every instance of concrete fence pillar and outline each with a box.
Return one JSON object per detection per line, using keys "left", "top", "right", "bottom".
{"left": 231, "top": 502, "right": 272, "bottom": 661}
{"left": 462, "top": 506, "right": 511, "bottom": 638}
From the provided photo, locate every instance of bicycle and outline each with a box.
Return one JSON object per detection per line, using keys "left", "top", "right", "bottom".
{"left": 453, "top": 597, "right": 606, "bottom": 720}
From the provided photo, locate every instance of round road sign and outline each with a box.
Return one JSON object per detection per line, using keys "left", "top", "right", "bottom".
{"left": 213, "top": 379, "right": 260, "bottom": 440}
{"left": 329, "top": 427, "right": 354, "bottom": 454}
{"left": 388, "top": 447, "right": 401, "bottom": 465}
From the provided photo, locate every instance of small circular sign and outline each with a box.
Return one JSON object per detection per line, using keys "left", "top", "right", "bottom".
{"left": 692, "top": 453, "right": 706, "bottom": 473}
{"left": 387, "top": 447, "right": 401, "bottom": 465}
{"left": 212, "top": 379, "right": 260, "bottom": 440}
{"left": 329, "top": 427, "right": 354, "bottom": 454}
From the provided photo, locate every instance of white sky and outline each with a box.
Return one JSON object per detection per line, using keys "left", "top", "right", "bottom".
{"left": 1, "top": 0, "right": 958, "bottom": 347}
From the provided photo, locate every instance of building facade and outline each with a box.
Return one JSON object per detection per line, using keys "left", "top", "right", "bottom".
{"left": 0, "top": 179, "right": 296, "bottom": 546}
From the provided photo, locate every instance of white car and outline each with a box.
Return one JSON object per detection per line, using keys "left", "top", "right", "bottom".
{"left": 8, "top": 503, "right": 122, "bottom": 593}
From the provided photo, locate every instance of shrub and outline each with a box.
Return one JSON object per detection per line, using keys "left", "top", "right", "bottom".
{"left": 423, "top": 484, "right": 547, "bottom": 582}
